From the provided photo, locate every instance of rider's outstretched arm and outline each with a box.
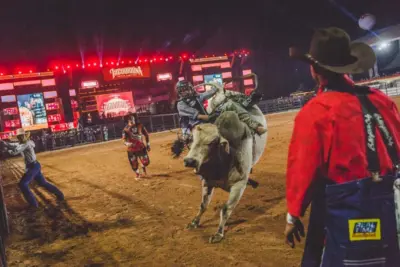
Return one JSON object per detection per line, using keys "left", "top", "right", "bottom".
{"left": 197, "top": 83, "right": 219, "bottom": 102}
{"left": 177, "top": 101, "right": 209, "bottom": 121}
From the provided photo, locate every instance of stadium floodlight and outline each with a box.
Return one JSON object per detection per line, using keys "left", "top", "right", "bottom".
{"left": 377, "top": 42, "right": 390, "bottom": 51}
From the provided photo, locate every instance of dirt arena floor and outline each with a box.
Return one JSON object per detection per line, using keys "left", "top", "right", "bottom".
{"left": 2, "top": 96, "right": 400, "bottom": 267}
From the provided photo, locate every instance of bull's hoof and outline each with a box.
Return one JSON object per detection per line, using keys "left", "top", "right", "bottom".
{"left": 209, "top": 233, "right": 224, "bottom": 243}
{"left": 186, "top": 219, "right": 200, "bottom": 230}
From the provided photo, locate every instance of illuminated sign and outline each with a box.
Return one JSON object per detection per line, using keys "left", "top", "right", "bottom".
{"left": 222, "top": 72, "right": 232, "bottom": 78}
{"left": 41, "top": 78, "right": 56, "bottom": 87}
{"left": 50, "top": 122, "right": 76, "bottom": 132}
{"left": 4, "top": 120, "right": 21, "bottom": 128}
{"left": 156, "top": 73, "right": 172, "bottom": 81}
{"left": 43, "top": 91, "right": 58, "bottom": 99}
{"left": 69, "top": 89, "right": 76, "bottom": 96}
{"left": 3, "top": 107, "right": 18, "bottom": 115}
{"left": 244, "top": 79, "right": 254, "bottom": 86}
{"left": 48, "top": 114, "right": 62, "bottom": 122}
{"left": 193, "top": 75, "right": 204, "bottom": 82}
{"left": 0, "top": 130, "right": 17, "bottom": 140}
{"left": 178, "top": 77, "right": 185, "bottom": 81}
{"left": 81, "top": 80, "right": 99, "bottom": 89}
{"left": 0, "top": 83, "right": 14, "bottom": 91}
{"left": 243, "top": 69, "right": 252, "bottom": 75}
{"left": 14, "top": 80, "right": 41, "bottom": 86}
{"left": 103, "top": 65, "right": 151, "bottom": 81}
{"left": 71, "top": 99, "right": 78, "bottom": 109}
{"left": 1, "top": 95, "right": 16, "bottom": 102}
{"left": 191, "top": 61, "right": 231, "bottom": 71}
{"left": 45, "top": 102, "right": 60, "bottom": 110}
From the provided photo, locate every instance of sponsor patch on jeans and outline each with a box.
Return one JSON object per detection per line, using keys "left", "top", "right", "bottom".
{"left": 348, "top": 219, "right": 381, "bottom": 241}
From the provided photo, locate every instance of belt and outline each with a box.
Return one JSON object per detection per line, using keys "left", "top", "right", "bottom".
{"left": 26, "top": 161, "right": 38, "bottom": 167}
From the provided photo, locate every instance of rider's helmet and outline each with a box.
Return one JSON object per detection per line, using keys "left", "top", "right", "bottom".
{"left": 175, "top": 80, "right": 196, "bottom": 99}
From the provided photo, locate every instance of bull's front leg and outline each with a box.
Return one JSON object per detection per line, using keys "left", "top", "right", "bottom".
{"left": 187, "top": 179, "right": 214, "bottom": 229}
{"left": 209, "top": 179, "right": 247, "bottom": 243}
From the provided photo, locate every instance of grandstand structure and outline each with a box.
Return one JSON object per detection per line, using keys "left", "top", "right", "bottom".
{"left": 353, "top": 24, "right": 400, "bottom": 96}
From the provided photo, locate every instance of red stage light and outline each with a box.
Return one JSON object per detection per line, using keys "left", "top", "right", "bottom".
{"left": 100, "top": 64, "right": 103, "bottom": 67}
{"left": 159, "top": 57, "right": 163, "bottom": 61}
{"left": 67, "top": 65, "right": 71, "bottom": 69}
{"left": 121, "top": 61, "right": 125, "bottom": 64}
{"left": 93, "top": 63, "right": 97, "bottom": 66}
{"left": 144, "top": 59, "right": 148, "bottom": 62}
{"left": 0, "top": 73, "right": 3, "bottom": 76}
{"left": 139, "top": 60, "right": 142, "bottom": 63}
{"left": 88, "top": 63, "right": 91, "bottom": 67}
{"left": 55, "top": 66, "right": 59, "bottom": 70}
{"left": 29, "top": 70, "right": 32, "bottom": 73}
{"left": 111, "top": 62, "right": 114, "bottom": 65}
{"left": 153, "top": 58, "right": 157, "bottom": 62}
{"left": 169, "top": 56, "right": 173, "bottom": 59}
{"left": 116, "top": 63, "right": 119, "bottom": 66}
{"left": 129, "top": 60, "right": 132, "bottom": 64}
{"left": 82, "top": 65, "right": 85, "bottom": 69}
{"left": 76, "top": 64, "right": 79, "bottom": 67}
{"left": 150, "top": 60, "right": 153, "bottom": 63}
{"left": 18, "top": 71, "right": 22, "bottom": 74}
{"left": 105, "top": 62, "right": 109, "bottom": 65}
{"left": 182, "top": 54, "right": 188, "bottom": 59}
{"left": 165, "top": 58, "right": 169, "bottom": 62}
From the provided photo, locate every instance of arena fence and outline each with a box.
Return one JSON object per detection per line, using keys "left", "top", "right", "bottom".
{"left": 5, "top": 96, "right": 313, "bottom": 153}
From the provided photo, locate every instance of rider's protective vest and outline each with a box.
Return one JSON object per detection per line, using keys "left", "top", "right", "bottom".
{"left": 123, "top": 124, "right": 145, "bottom": 153}
{"left": 180, "top": 96, "right": 208, "bottom": 115}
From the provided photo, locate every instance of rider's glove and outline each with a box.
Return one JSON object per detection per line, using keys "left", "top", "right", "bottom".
{"left": 146, "top": 143, "right": 151, "bottom": 151}
{"left": 208, "top": 113, "right": 218, "bottom": 122}
{"left": 124, "top": 142, "right": 132, "bottom": 147}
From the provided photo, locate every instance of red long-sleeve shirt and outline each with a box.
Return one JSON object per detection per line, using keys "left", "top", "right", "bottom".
{"left": 286, "top": 87, "right": 400, "bottom": 217}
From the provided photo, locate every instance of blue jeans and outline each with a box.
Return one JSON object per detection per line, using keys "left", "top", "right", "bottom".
{"left": 19, "top": 161, "right": 64, "bottom": 207}
{"left": 302, "top": 176, "right": 400, "bottom": 267}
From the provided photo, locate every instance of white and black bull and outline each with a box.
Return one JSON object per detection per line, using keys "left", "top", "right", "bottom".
{"left": 183, "top": 86, "right": 267, "bottom": 243}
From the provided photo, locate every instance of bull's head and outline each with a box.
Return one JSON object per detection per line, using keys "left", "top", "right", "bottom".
{"left": 183, "top": 124, "right": 229, "bottom": 174}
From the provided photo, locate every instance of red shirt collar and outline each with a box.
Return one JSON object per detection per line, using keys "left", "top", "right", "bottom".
{"left": 317, "top": 74, "right": 355, "bottom": 94}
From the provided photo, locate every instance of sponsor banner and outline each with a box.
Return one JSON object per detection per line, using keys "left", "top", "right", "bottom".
{"left": 45, "top": 102, "right": 60, "bottom": 111}
{"left": 0, "top": 130, "right": 17, "bottom": 140}
{"left": 47, "top": 114, "right": 62, "bottom": 123}
{"left": 102, "top": 64, "right": 151, "bottom": 81}
{"left": 96, "top": 92, "right": 135, "bottom": 118}
{"left": 17, "top": 93, "right": 48, "bottom": 131}
{"left": 50, "top": 122, "right": 77, "bottom": 133}
{"left": 4, "top": 119, "right": 21, "bottom": 128}
{"left": 3, "top": 107, "right": 18, "bottom": 115}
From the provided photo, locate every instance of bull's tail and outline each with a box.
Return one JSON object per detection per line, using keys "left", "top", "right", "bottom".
{"left": 247, "top": 178, "right": 259, "bottom": 189}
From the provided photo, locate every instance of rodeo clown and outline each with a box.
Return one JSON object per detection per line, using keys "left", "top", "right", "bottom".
{"left": 175, "top": 79, "right": 266, "bottom": 138}
{"left": 285, "top": 27, "right": 400, "bottom": 266}
{"left": 122, "top": 112, "right": 151, "bottom": 180}
{"left": 0, "top": 129, "right": 64, "bottom": 208}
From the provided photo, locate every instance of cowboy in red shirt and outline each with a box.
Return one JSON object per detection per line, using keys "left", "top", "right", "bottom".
{"left": 284, "top": 27, "right": 400, "bottom": 266}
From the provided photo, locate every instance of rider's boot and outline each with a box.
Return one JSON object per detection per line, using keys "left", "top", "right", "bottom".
{"left": 142, "top": 167, "right": 147, "bottom": 177}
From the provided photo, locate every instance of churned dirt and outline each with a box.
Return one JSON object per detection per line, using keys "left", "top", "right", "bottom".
{"left": 3, "top": 96, "right": 400, "bottom": 267}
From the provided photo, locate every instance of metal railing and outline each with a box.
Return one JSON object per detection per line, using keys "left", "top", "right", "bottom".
{"left": 8, "top": 96, "right": 314, "bottom": 153}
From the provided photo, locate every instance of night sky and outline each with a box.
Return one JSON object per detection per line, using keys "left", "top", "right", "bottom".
{"left": 0, "top": 0, "right": 398, "bottom": 98}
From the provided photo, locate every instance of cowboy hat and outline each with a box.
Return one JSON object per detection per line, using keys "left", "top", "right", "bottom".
{"left": 11, "top": 128, "right": 30, "bottom": 142}
{"left": 289, "top": 27, "right": 376, "bottom": 74}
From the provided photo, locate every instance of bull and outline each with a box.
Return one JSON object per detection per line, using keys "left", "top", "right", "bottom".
{"left": 183, "top": 86, "right": 267, "bottom": 243}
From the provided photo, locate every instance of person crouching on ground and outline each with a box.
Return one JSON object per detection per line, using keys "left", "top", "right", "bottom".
{"left": 122, "top": 113, "right": 150, "bottom": 180}
{"left": 284, "top": 27, "right": 400, "bottom": 266}
{"left": 0, "top": 129, "right": 64, "bottom": 208}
